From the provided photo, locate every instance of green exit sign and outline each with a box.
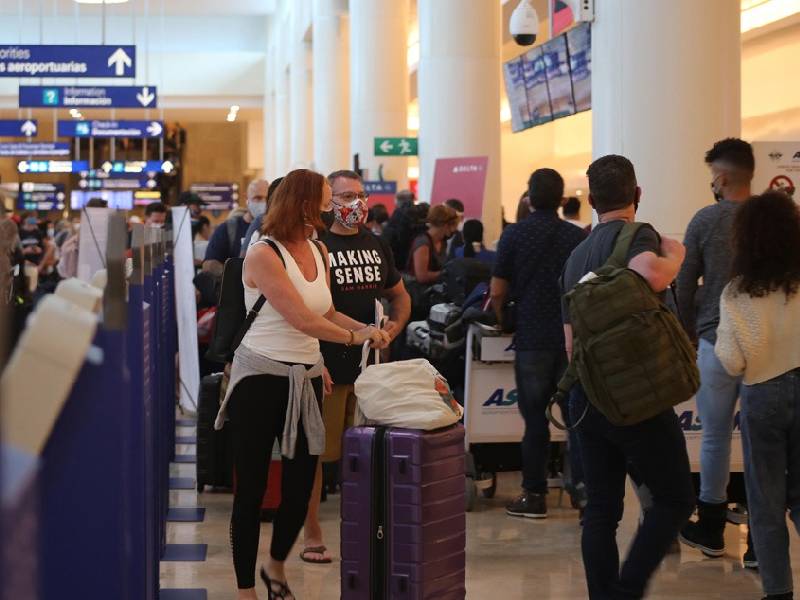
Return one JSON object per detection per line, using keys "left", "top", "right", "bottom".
{"left": 374, "top": 137, "right": 418, "bottom": 156}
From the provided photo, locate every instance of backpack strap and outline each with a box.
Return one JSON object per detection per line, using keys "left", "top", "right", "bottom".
{"left": 229, "top": 238, "right": 286, "bottom": 354}
{"left": 226, "top": 218, "right": 239, "bottom": 258}
{"left": 605, "top": 222, "right": 646, "bottom": 269}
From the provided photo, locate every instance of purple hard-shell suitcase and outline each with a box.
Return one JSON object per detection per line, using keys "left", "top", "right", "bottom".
{"left": 341, "top": 424, "right": 466, "bottom": 600}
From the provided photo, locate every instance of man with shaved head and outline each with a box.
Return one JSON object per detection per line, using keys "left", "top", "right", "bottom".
{"left": 202, "top": 178, "right": 269, "bottom": 275}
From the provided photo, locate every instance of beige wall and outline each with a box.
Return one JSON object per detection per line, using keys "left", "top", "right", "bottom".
{"left": 181, "top": 121, "right": 250, "bottom": 210}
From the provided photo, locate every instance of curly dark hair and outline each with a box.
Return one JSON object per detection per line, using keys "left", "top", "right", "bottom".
{"left": 731, "top": 191, "right": 800, "bottom": 298}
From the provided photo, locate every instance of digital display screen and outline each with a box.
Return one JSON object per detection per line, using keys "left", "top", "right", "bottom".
{"left": 134, "top": 190, "right": 162, "bottom": 206}
{"left": 542, "top": 34, "right": 576, "bottom": 119}
{"left": 17, "top": 182, "right": 66, "bottom": 211}
{"left": 70, "top": 189, "right": 133, "bottom": 210}
{"left": 503, "top": 57, "right": 531, "bottom": 133}
{"left": 567, "top": 22, "right": 592, "bottom": 112}
{"left": 521, "top": 46, "right": 553, "bottom": 127}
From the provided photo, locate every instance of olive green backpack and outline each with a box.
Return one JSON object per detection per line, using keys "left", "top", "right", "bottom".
{"left": 548, "top": 223, "right": 700, "bottom": 428}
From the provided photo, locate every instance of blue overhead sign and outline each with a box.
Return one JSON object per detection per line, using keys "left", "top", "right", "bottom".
{"left": 363, "top": 181, "right": 398, "bottom": 195}
{"left": 58, "top": 119, "right": 164, "bottom": 139}
{"left": 17, "top": 160, "right": 89, "bottom": 174}
{"left": 0, "top": 142, "right": 70, "bottom": 157}
{"left": 19, "top": 85, "right": 158, "bottom": 109}
{"left": 0, "top": 119, "right": 38, "bottom": 137}
{"left": 0, "top": 45, "right": 136, "bottom": 78}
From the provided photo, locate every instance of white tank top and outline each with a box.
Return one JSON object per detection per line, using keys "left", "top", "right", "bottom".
{"left": 240, "top": 238, "right": 332, "bottom": 364}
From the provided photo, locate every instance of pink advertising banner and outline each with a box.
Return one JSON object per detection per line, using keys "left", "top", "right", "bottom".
{"left": 430, "top": 156, "right": 489, "bottom": 219}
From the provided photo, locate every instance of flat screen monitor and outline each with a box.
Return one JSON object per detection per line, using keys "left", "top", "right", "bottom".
{"left": 70, "top": 189, "right": 134, "bottom": 210}
{"left": 567, "top": 22, "right": 592, "bottom": 112}
{"left": 521, "top": 46, "right": 553, "bottom": 127}
{"left": 543, "top": 34, "right": 576, "bottom": 119}
{"left": 503, "top": 57, "right": 531, "bottom": 133}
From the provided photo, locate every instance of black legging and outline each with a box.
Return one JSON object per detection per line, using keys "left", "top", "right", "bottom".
{"left": 228, "top": 372, "right": 321, "bottom": 589}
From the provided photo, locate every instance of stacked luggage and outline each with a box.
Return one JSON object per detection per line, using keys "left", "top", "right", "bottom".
{"left": 406, "top": 303, "right": 466, "bottom": 362}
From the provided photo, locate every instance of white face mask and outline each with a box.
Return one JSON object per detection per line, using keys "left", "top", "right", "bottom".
{"left": 248, "top": 200, "right": 267, "bottom": 219}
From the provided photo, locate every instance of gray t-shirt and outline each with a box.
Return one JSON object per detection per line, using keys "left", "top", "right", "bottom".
{"left": 675, "top": 200, "right": 739, "bottom": 344}
{"left": 561, "top": 220, "right": 661, "bottom": 324}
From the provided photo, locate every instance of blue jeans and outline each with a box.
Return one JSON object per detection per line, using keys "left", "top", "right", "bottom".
{"left": 570, "top": 385, "right": 695, "bottom": 599}
{"left": 514, "top": 349, "right": 583, "bottom": 494}
{"left": 741, "top": 369, "right": 800, "bottom": 596}
{"left": 696, "top": 338, "right": 742, "bottom": 504}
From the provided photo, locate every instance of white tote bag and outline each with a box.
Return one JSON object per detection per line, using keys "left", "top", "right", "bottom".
{"left": 354, "top": 343, "right": 463, "bottom": 430}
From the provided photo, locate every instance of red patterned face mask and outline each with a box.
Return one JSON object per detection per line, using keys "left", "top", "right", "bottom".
{"left": 333, "top": 199, "right": 367, "bottom": 229}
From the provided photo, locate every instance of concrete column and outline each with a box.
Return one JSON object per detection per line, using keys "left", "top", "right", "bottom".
{"left": 592, "top": 0, "right": 741, "bottom": 238}
{"left": 313, "top": 0, "right": 350, "bottom": 176}
{"left": 275, "top": 66, "right": 291, "bottom": 175}
{"left": 417, "top": 0, "right": 502, "bottom": 241}
{"left": 290, "top": 7, "right": 314, "bottom": 169}
{"left": 349, "top": 0, "right": 410, "bottom": 188}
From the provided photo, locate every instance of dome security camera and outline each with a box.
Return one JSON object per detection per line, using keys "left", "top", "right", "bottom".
{"left": 510, "top": 0, "right": 539, "bottom": 46}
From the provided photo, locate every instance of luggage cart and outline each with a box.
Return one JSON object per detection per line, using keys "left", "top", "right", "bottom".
{"left": 462, "top": 324, "right": 568, "bottom": 511}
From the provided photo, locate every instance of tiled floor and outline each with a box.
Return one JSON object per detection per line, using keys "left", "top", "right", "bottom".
{"left": 162, "top": 430, "right": 776, "bottom": 599}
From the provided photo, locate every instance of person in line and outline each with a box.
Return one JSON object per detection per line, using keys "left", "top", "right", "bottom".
{"left": 193, "top": 215, "right": 212, "bottom": 268}
{"left": 677, "top": 138, "right": 755, "bottom": 563}
{"left": 561, "top": 155, "right": 694, "bottom": 599}
{"left": 515, "top": 191, "right": 531, "bottom": 223}
{"left": 365, "top": 203, "right": 389, "bottom": 236}
{"left": 301, "top": 170, "right": 411, "bottom": 564}
{"left": 562, "top": 196, "right": 584, "bottom": 228}
{"left": 0, "top": 203, "right": 20, "bottom": 305}
{"left": 144, "top": 202, "right": 168, "bottom": 227}
{"left": 490, "top": 168, "right": 587, "bottom": 519}
{"left": 715, "top": 191, "right": 800, "bottom": 600}
{"left": 381, "top": 189, "right": 419, "bottom": 270}
{"left": 203, "top": 179, "right": 269, "bottom": 275}
{"left": 242, "top": 177, "right": 285, "bottom": 256}
{"left": 454, "top": 219, "right": 496, "bottom": 265}
{"left": 408, "top": 204, "right": 460, "bottom": 285}
{"left": 214, "top": 169, "right": 390, "bottom": 600}
{"left": 178, "top": 191, "right": 207, "bottom": 224}
{"left": 444, "top": 198, "right": 466, "bottom": 259}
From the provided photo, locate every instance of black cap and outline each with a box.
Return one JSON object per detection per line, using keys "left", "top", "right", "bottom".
{"left": 178, "top": 191, "right": 206, "bottom": 206}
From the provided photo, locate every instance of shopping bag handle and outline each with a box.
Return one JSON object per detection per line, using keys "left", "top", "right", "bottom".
{"left": 359, "top": 316, "right": 388, "bottom": 372}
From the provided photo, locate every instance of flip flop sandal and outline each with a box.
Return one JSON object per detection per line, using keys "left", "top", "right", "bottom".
{"left": 300, "top": 545, "right": 333, "bottom": 564}
{"left": 260, "top": 567, "right": 295, "bottom": 600}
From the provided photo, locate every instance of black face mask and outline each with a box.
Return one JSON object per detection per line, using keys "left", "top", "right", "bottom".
{"left": 321, "top": 210, "right": 335, "bottom": 230}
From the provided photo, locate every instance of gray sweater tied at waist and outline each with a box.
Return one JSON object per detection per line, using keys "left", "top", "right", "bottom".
{"left": 214, "top": 344, "right": 326, "bottom": 460}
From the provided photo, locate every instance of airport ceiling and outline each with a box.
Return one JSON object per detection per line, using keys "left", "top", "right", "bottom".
{"left": 2, "top": 0, "right": 278, "bottom": 17}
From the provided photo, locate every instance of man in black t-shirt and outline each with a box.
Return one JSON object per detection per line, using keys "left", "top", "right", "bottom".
{"left": 301, "top": 169, "right": 411, "bottom": 564}
{"left": 561, "top": 155, "right": 694, "bottom": 599}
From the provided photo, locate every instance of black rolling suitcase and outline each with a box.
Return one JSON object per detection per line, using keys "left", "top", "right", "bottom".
{"left": 196, "top": 373, "right": 234, "bottom": 492}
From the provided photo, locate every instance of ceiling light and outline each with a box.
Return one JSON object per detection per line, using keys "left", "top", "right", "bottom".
{"left": 231, "top": 105, "right": 240, "bottom": 113}
{"left": 226, "top": 113, "right": 236, "bottom": 122}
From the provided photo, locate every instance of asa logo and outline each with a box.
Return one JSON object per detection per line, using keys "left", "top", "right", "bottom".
{"left": 483, "top": 388, "right": 518, "bottom": 407}
{"left": 677, "top": 410, "right": 742, "bottom": 432}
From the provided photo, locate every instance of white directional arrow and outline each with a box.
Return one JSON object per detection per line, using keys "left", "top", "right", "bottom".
{"left": 380, "top": 140, "right": 394, "bottom": 153}
{"left": 108, "top": 48, "right": 132, "bottom": 76}
{"left": 136, "top": 86, "right": 155, "bottom": 107}
{"left": 20, "top": 120, "right": 37, "bottom": 137}
{"left": 146, "top": 121, "right": 163, "bottom": 137}
{"left": 18, "top": 161, "right": 29, "bottom": 173}
{"left": 102, "top": 161, "right": 113, "bottom": 173}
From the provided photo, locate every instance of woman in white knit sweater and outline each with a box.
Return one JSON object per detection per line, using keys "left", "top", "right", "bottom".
{"left": 715, "top": 191, "right": 800, "bottom": 600}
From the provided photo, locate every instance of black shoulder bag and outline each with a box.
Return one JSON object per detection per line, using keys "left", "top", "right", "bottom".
{"left": 206, "top": 238, "right": 326, "bottom": 363}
